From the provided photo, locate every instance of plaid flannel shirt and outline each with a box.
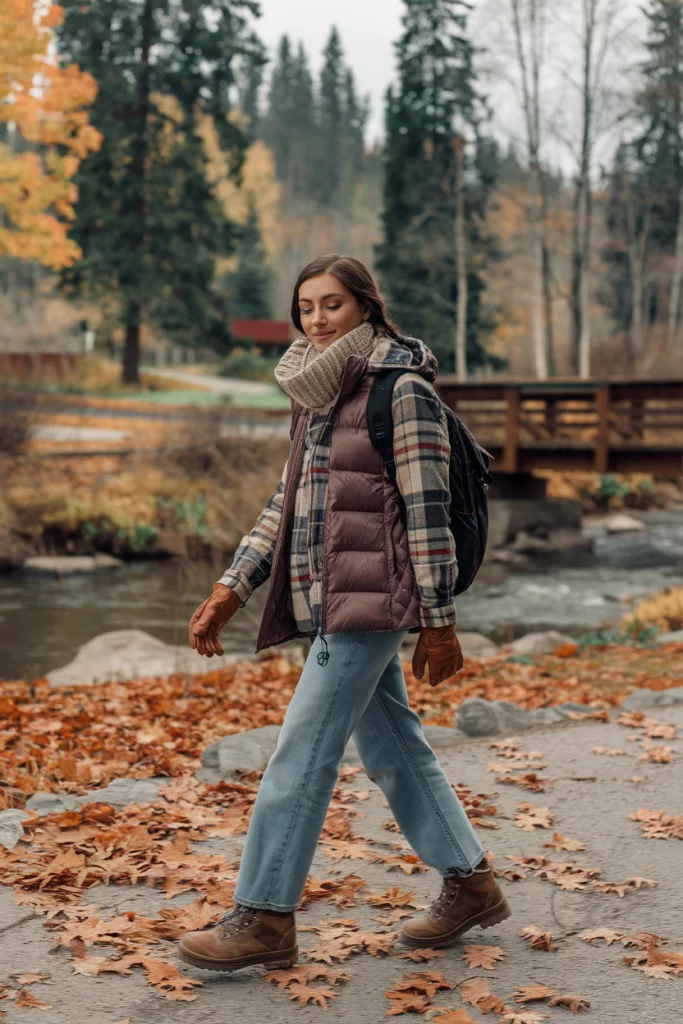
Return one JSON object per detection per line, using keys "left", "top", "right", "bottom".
{"left": 218, "top": 338, "right": 458, "bottom": 631}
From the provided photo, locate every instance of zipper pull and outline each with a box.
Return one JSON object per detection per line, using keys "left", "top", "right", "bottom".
{"left": 317, "top": 629, "right": 330, "bottom": 667}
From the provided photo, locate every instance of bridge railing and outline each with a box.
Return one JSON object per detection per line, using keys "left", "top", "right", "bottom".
{"left": 436, "top": 380, "right": 683, "bottom": 475}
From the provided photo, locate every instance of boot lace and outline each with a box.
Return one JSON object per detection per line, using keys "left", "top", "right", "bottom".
{"left": 213, "top": 905, "right": 257, "bottom": 935}
{"left": 432, "top": 875, "right": 461, "bottom": 919}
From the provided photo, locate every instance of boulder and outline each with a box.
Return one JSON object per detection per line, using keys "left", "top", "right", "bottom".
{"left": 620, "top": 685, "right": 683, "bottom": 712}
{"left": 605, "top": 513, "right": 646, "bottom": 534}
{"left": 506, "top": 631, "right": 576, "bottom": 656}
{"left": 509, "top": 530, "right": 593, "bottom": 557}
{"left": 455, "top": 697, "right": 592, "bottom": 738}
{"left": 201, "top": 725, "right": 282, "bottom": 777}
{"left": 47, "top": 629, "right": 257, "bottom": 687}
{"left": 26, "top": 791, "right": 79, "bottom": 815}
{"left": 656, "top": 630, "right": 683, "bottom": 646}
{"left": 0, "top": 809, "right": 29, "bottom": 851}
{"left": 22, "top": 554, "right": 124, "bottom": 575}
{"left": 78, "top": 776, "right": 166, "bottom": 807}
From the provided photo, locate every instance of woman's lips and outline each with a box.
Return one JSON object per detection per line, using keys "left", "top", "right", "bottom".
{"left": 314, "top": 331, "right": 335, "bottom": 339}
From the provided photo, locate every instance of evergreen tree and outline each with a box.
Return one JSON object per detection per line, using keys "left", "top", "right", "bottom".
{"left": 376, "top": 0, "right": 498, "bottom": 372}
{"left": 317, "top": 27, "right": 345, "bottom": 207}
{"left": 224, "top": 199, "right": 273, "bottom": 318}
{"left": 237, "top": 54, "right": 265, "bottom": 141}
{"left": 56, "top": 0, "right": 265, "bottom": 383}
{"left": 263, "top": 35, "right": 296, "bottom": 181}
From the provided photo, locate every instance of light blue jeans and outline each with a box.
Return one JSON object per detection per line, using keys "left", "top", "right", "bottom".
{"left": 234, "top": 630, "right": 486, "bottom": 912}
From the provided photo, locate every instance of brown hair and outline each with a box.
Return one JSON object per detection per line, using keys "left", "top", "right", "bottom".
{"left": 291, "top": 254, "right": 401, "bottom": 338}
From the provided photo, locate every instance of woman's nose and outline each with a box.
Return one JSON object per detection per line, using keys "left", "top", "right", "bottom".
{"left": 312, "top": 308, "right": 327, "bottom": 326}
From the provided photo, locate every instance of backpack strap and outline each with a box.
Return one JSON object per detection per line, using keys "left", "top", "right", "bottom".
{"left": 367, "top": 367, "right": 408, "bottom": 487}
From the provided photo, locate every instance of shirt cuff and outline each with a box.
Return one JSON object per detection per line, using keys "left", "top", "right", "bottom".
{"left": 420, "top": 602, "right": 458, "bottom": 629}
{"left": 216, "top": 569, "right": 253, "bottom": 606}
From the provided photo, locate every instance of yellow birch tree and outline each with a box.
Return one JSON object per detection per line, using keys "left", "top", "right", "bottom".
{"left": 0, "top": 0, "right": 101, "bottom": 268}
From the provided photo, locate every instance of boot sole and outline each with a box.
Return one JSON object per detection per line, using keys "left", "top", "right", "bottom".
{"left": 400, "top": 897, "right": 512, "bottom": 949}
{"left": 178, "top": 944, "right": 299, "bottom": 973}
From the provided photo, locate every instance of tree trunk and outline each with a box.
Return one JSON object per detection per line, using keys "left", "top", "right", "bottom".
{"left": 529, "top": 164, "right": 547, "bottom": 379}
{"left": 669, "top": 183, "right": 683, "bottom": 349}
{"left": 542, "top": 238, "right": 555, "bottom": 376}
{"left": 120, "top": 0, "right": 154, "bottom": 386}
{"left": 123, "top": 322, "right": 141, "bottom": 385}
{"left": 572, "top": 0, "right": 596, "bottom": 379}
{"left": 454, "top": 136, "right": 468, "bottom": 379}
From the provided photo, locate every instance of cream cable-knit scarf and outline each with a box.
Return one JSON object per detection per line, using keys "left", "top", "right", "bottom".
{"left": 275, "top": 321, "right": 379, "bottom": 411}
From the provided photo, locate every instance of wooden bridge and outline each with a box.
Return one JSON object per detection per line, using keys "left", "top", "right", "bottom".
{"left": 435, "top": 378, "right": 683, "bottom": 476}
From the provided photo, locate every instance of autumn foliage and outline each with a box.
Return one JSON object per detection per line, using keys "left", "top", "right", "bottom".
{"left": 0, "top": 0, "right": 101, "bottom": 268}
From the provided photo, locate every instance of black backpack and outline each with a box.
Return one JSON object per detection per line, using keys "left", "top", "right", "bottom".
{"left": 367, "top": 368, "right": 492, "bottom": 596}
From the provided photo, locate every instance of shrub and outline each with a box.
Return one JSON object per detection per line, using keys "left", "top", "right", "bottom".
{"left": 217, "top": 348, "right": 279, "bottom": 382}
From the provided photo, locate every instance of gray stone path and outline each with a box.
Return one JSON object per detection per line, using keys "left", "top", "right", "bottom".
{"left": 1, "top": 708, "right": 681, "bottom": 1024}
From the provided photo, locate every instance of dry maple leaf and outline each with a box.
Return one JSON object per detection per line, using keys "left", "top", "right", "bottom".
{"left": 357, "top": 930, "right": 398, "bottom": 957}
{"left": 630, "top": 808, "right": 683, "bottom": 840}
{"left": 398, "top": 949, "right": 446, "bottom": 963}
{"left": 9, "top": 972, "right": 51, "bottom": 986}
{"left": 14, "top": 989, "right": 52, "bottom": 1011}
{"left": 287, "top": 982, "right": 339, "bottom": 1009}
{"left": 374, "top": 909, "right": 414, "bottom": 926}
{"left": 543, "top": 833, "right": 586, "bottom": 852}
{"left": 621, "top": 932, "right": 667, "bottom": 950}
{"left": 428, "top": 1011, "right": 478, "bottom": 1023}
{"left": 520, "top": 925, "right": 557, "bottom": 952}
{"left": 547, "top": 993, "right": 591, "bottom": 1012}
{"left": 593, "top": 877, "right": 657, "bottom": 897}
{"left": 514, "top": 803, "right": 555, "bottom": 831}
{"left": 460, "top": 976, "right": 505, "bottom": 1014}
{"left": 366, "top": 887, "right": 416, "bottom": 908}
{"left": 385, "top": 990, "right": 432, "bottom": 1016}
{"left": 392, "top": 971, "right": 453, "bottom": 998}
{"left": 461, "top": 945, "right": 506, "bottom": 970}
{"left": 579, "top": 927, "right": 624, "bottom": 945}
{"left": 500, "top": 1012, "right": 549, "bottom": 1024}
{"left": 640, "top": 744, "right": 675, "bottom": 764}
{"left": 590, "top": 746, "right": 625, "bottom": 756}
{"left": 512, "top": 984, "right": 559, "bottom": 1004}
{"left": 141, "top": 958, "right": 203, "bottom": 1001}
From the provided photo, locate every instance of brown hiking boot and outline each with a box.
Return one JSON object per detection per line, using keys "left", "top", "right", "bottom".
{"left": 400, "top": 859, "right": 511, "bottom": 948}
{"left": 178, "top": 905, "right": 298, "bottom": 972}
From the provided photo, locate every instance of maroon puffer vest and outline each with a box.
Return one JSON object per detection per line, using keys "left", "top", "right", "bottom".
{"left": 256, "top": 355, "right": 421, "bottom": 651}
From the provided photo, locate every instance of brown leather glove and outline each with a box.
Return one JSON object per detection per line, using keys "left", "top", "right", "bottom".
{"left": 412, "top": 624, "right": 464, "bottom": 687}
{"left": 189, "top": 583, "right": 242, "bottom": 658}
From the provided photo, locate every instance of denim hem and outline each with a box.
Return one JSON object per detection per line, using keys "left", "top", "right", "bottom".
{"left": 443, "top": 855, "right": 488, "bottom": 879}
{"left": 234, "top": 895, "right": 298, "bottom": 913}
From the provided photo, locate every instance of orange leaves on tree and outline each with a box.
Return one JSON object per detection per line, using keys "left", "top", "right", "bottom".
{"left": 0, "top": 1, "right": 101, "bottom": 268}
{"left": 461, "top": 945, "right": 506, "bottom": 970}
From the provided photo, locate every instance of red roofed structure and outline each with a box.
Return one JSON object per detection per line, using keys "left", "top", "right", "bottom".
{"left": 230, "top": 319, "right": 294, "bottom": 353}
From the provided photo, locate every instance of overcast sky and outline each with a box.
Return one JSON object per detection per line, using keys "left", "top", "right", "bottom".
{"left": 257, "top": 0, "right": 404, "bottom": 145}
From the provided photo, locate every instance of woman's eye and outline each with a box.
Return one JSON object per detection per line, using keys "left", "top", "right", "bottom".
{"left": 300, "top": 309, "right": 312, "bottom": 316}
{"left": 327, "top": 305, "right": 340, "bottom": 311}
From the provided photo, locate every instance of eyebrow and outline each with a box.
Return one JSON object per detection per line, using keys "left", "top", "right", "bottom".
{"left": 299, "top": 293, "right": 344, "bottom": 305}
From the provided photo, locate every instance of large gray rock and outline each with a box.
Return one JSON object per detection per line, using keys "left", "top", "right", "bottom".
{"left": 620, "top": 686, "right": 683, "bottom": 712}
{"left": 509, "top": 530, "right": 593, "bottom": 557}
{"left": 455, "top": 697, "right": 593, "bottom": 738}
{"left": 506, "top": 631, "right": 576, "bottom": 657}
{"left": 0, "top": 809, "right": 29, "bottom": 851}
{"left": 488, "top": 499, "right": 582, "bottom": 549}
{"left": 47, "top": 629, "right": 257, "bottom": 687}
{"left": 606, "top": 513, "right": 646, "bottom": 534}
{"left": 26, "top": 777, "right": 169, "bottom": 815}
{"left": 201, "top": 725, "right": 282, "bottom": 776}
{"left": 656, "top": 630, "right": 683, "bottom": 646}
{"left": 23, "top": 554, "right": 124, "bottom": 575}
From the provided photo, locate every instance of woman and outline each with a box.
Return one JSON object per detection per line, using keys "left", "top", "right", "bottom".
{"left": 179, "top": 255, "right": 510, "bottom": 972}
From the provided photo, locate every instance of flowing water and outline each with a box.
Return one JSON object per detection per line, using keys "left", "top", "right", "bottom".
{"left": 2, "top": 508, "right": 683, "bottom": 682}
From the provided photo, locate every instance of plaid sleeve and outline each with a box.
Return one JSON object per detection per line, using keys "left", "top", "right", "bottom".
{"left": 216, "top": 460, "right": 288, "bottom": 605}
{"left": 392, "top": 375, "right": 458, "bottom": 628}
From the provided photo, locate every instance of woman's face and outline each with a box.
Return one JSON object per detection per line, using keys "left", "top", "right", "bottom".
{"left": 297, "top": 273, "right": 368, "bottom": 353}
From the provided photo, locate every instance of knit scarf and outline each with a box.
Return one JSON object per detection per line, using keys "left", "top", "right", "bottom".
{"left": 274, "top": 321, "right": 379, "bottom": 411}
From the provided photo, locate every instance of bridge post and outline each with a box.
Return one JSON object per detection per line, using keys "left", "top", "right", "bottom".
{"left": 503, "top": 387, "right": 520, "bottom": 473}
{"left": 595, "top": 385, "right": 610, "bottom": 474}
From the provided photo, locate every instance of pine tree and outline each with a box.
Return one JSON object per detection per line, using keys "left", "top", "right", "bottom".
{"left": 224, "top": 198, "right": 273, "bottom": 318}
{"left": 376, "top": 0, "right": 498, "bottom": 372}
{"left": 316, "top": 28, "right": 345, "bottom": 208}
{"left": 56, "top": 0, "right": 265, "bottom": 383}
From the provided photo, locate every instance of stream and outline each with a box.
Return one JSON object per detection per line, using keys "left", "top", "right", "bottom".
{"left": 2, "top": 508, "right": 683, "bottom": 682}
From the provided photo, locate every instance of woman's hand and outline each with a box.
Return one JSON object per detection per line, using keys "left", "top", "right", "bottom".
{"left": 412, "top": 624, "right": 464, "bottom": 687}
{"left": 189, "top": 583, "right": 242, "bottom": 657}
